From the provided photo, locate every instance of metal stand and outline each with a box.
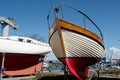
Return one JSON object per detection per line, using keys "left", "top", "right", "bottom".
{"left": 0, "top": 53, "right": 5, "bottom": 80}
{"left": 89, "top": 63, "right": 103, "bottom": 80}
{"left": 64, "top": 65, "right": 70, "bottom": 80}
{"left": 37, "top": 56, "right": 44, "bottom": 79}
{"left": 89, "top": 69, "right": 98, "bottom": 80}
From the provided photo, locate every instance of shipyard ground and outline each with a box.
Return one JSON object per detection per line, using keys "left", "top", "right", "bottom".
{"left": 39, "top": 76, "right": 120, "bottom": 80}
{"left": 38, "top": 71, "right": 120, "bottom": 80}
{"left": 25, "top": 69, "right": 120, "bottom": 80}
{"left": 3, "top": 69, "right": 120, "bottom": 80}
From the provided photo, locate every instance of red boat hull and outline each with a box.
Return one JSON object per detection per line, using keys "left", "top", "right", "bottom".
{"left": 0, "top": 53, "right": 43, "bottom": 76}
{"left": 59, "top": 57, "right": 101, "bottom": 80}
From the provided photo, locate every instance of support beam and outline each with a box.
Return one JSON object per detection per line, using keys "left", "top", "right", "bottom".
{"left": 0, "top": 17, "right": 18, "bottom": 29}
{"left": 0, "top": 17, "right": 18, "bottom": 37}
{"left": 64, "top": 65, "right": 70, "bottom": 80}
{"left": 0, "top": 53, "right": 6, "bottom": 80}
{"left": 1, "top": 24, "right": 10, "bottom": 37}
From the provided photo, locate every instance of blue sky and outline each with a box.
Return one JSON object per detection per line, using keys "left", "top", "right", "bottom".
{"left": 0, "top": 0, "right": 120, "bottom": 60}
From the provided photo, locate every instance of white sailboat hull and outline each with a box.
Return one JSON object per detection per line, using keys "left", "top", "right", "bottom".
{"left": 0, "top": 38, "right": 51, "bottom": 55}
{"left": 0, "top": 37, "right": 51, "bottom": 76}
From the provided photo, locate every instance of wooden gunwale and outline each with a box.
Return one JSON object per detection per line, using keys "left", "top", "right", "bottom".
{"left": 49, "top": 18, "right": 104, "bottom": 48}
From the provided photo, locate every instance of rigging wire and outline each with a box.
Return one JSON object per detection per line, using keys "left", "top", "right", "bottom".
{"left": 62, "top": 3, "right": 103, "bottom": 40}
{"left": 83, "top": 16, "right": 86, "bottom": 28}
{"left": 47, "top": 2, "right": 104, "bottom": 40}
{"left": 47, "top": 5, "right": 54, "bottom": 30}
{"left": 60, "top": 4, "right": 64, "bottom": 19}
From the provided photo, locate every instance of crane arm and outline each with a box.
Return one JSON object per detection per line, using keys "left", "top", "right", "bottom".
{"left": 0, "top": 17, "right": 18, "bottom": 29}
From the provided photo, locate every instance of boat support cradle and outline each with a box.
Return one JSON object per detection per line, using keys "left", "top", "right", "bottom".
{"left": 63, "top": 65, "right": 70, "bottom": 80}
{"left": 0, "top": 53, "right": 6, "bottom": 80}
{"left": 63, "top": 63, "right": 103, "bottom": 80}
{"left": 0, "top": 55, "right": 45, "bottom": 80}
{"left": 89, "top": 63, "right": 103, "bottom": 80}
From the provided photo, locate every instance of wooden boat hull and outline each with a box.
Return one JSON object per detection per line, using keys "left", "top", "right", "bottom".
{"left": 49, "top": 19, "right": 104, "bottom": 80}
{"left": 0, "top": 53, "right": 43, "bottom": 76}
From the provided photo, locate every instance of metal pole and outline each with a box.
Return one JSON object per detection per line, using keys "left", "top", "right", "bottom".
{"left": 1, "top": 24, "right": 10, "bottom": 37}
{"left": 0, "top": 53, "right": 5, "bottom": 80}
{"left": 63, "top": 65, "right": 66, "bottom": 80}
{"left": 64, "top": 65, "right": 70, "bottom": 80}
{"left": 38, "top": 56, "right": 44, "bottom": 79}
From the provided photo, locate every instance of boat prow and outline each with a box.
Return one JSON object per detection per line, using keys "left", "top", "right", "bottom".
{"left": 48, "top": 4, "right": 104, "bottom": 80}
